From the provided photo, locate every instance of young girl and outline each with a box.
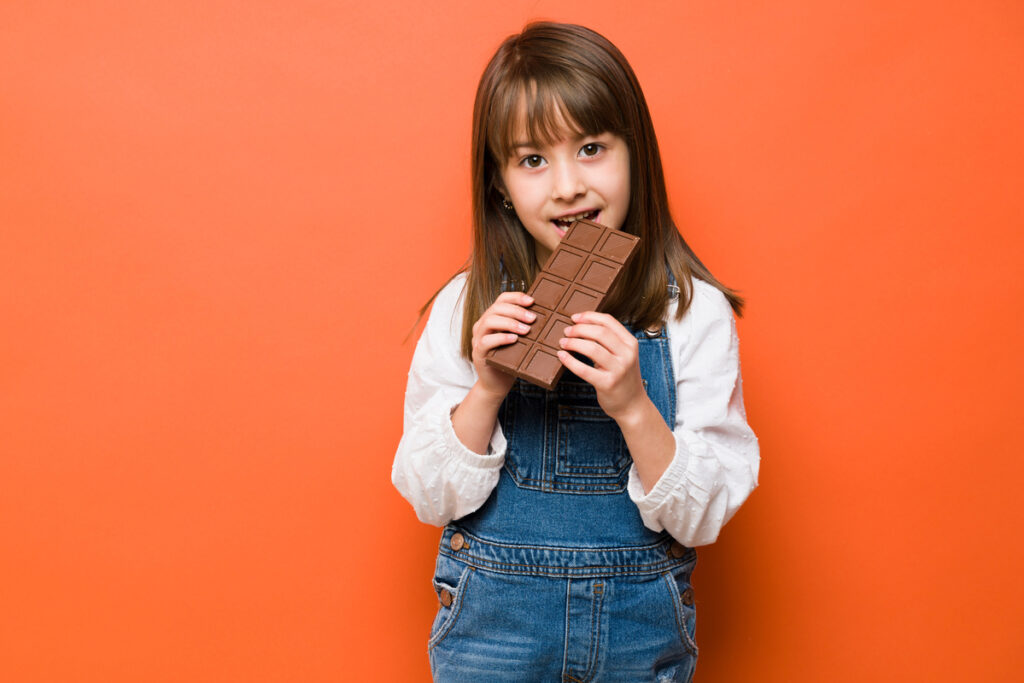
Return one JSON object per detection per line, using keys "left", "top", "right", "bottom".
{"left": 393, "top": 22, "right": 759, "bottom": 682}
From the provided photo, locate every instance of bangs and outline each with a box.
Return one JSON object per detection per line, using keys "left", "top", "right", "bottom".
{"left": 487, "top": 71, "right": 626, "bottom": 162}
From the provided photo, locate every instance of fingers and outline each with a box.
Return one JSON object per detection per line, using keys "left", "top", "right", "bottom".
{"left": 471, "top": 293, "right": 536, "bottom": 362}
{"left": 485, "top": 314, "right": 532, "bottom": 336}
{"left": 473, "top": 311, "right": 532, "bottom": 343}
{"left": 559, "top": 311, "right": 646, "bottom": 419}
{"left": 494, "top": 291, "right": 534, "bottom": 314}
{"left": 563, "top": 314, "right": 638, "bottom": 365}
{"left": 559, "top": 311, "right": 639, "bottom": 382}
{"left": 490, "top": 303, "right": 537, "bottom": 326}
{"left": 562, "top": 323, "right": 625, "bottom": 358}
{"left": 478, "top": 331, "right": 520, "bottom": 354}
{"left": 496, "top": 291, "right": 534, "bottom": 304}
{"left": 471, "top": 294, "right": 535, "bottom": 341}
{"left": 472, "top": 320, "right": 526, "bottom": 361}
{"left": 558, "top": 336, "right": 614, "bottom": 369}
{"left": 570, "top": 311, "right": 635, "bottom": 347}
{"left": 485, "top": 293, "right": 535, "bottom": 326}
{"left": 557, "top": 349, "right": 597, "bottom": 384}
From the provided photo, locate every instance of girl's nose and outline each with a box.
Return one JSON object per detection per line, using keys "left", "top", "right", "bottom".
{"left": 550, "top": 162, "right": 586, "bottom": 201}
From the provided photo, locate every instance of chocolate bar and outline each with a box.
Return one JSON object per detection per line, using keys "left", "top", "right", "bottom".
{"left": 485, "top": 219, "right": 640, "bottom": 390}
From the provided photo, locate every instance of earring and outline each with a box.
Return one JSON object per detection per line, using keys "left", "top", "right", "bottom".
{"left": 502, "top": 197, "right": 514, "bottom": 211}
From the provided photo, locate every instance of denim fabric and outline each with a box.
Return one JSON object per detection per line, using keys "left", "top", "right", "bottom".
{"left": 430, "top": 326, "right": 698, "bottom": 681}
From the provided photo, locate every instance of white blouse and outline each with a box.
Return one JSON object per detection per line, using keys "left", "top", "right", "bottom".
{"left": 392, "top": 273, "right": 760, "bottom": 547}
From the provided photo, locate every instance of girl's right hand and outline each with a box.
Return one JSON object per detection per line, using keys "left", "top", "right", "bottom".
{"left": 470, "top": 291, "right": 536, "bottom": 401}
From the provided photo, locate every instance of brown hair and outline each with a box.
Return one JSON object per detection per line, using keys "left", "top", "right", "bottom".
{"left": 453, "top": 21, "right": 743, "bottom": 358}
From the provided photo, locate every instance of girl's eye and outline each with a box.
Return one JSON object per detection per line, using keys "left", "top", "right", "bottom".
{"left": 521, "top": 155, "right": 544, "bottom": 168}
{"left": 580, "top": 143, "right": 603, "bottom": 157}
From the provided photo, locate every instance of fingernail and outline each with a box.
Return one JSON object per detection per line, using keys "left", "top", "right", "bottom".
{"left": 558, "top": 338, "right": 567, "bottom": 347}
{"left": 525, "top": 312, "right": 537, "bottom": 322}
{"left": 571, "top": 313, "right": 581, "bottom": 322}
{"left": 518, "top": 324, "right": 529, "bottom": 333}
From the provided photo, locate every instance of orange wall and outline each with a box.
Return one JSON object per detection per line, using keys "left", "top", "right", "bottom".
{"left": 2, "top": 1, "right": 1021, "bottom": 680}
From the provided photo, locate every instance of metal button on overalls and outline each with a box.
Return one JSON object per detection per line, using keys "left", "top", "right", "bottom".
{"left": 668, "top": 541, "right": 687, "bottom": 558}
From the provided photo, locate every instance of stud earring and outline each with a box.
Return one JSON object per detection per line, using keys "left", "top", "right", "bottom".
{"left": 502, "top": 197, "right": 514, "bottom": 211}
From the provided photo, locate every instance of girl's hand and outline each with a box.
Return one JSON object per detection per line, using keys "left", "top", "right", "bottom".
{"left": 470, "top": 292, "right": 536, "bottom": 401}
{"left": 557, "top": 311, "right": 649, "bottom": 422}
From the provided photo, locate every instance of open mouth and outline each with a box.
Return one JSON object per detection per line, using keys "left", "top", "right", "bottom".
{"left": 552, "top": 209, "right": 600, "bottom": 231}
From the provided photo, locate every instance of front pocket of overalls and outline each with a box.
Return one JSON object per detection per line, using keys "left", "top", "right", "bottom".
{"left": 661, "top": 563, "right": 699, "bottom": 657}
{"left": 554, "top": 404, "right": 631, "bottom": 492}
{"left": 428, "top": 555, "right": 474, "bottom": 651}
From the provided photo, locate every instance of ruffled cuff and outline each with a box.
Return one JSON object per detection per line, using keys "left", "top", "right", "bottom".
{"left": 627, "top": 429, "right": 743, "bottom": 546}
{"left": 627, "top": 433, "right": 693, "bottom": 532}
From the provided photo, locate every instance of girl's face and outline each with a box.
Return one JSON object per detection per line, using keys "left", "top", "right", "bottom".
{"left": 498, "top": 113, "right": 630, "bottom": 264}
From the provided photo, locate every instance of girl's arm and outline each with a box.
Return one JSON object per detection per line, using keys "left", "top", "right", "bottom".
{"left": 451, "top": 290, "right": 536, "bottom": 453}
{"left": 391, "top": 275, "right": 506, "bottom": 526}
{"left": 557, "top": 279, "right": 759, "bottom": 547}
{"left": 627, "top": 281, "right": 760, "bottom": 547}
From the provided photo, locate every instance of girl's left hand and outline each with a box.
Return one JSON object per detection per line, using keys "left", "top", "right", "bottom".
{"left": 557, "top": 311, "right": 648, "bottom": 423}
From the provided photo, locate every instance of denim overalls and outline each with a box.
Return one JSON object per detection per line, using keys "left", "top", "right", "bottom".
{"left": 429, "top": 320, "right": 699, "bottom": 682}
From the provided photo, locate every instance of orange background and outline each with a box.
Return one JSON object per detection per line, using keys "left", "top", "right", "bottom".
{"left": 2, "top": 1, "right": 1022, "bottom": 680}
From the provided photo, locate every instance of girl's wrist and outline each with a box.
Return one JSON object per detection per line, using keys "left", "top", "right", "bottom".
{"left": 469, "top": 380, "right": 509, "bottom": 409}
{"left": 612, "top": 394, "right": 658, "bottom": 432}
{"left": 451, "top": 381, "right": 508, "bottom": 456}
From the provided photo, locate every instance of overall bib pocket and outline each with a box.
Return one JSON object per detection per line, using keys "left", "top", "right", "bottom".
{"left": 554, "top": 404, "right": 630, "bottom": 481}
{"left": 552, "top": 378, "right": 630, "bottom": 493}
{"left": 500, "top": 377, "right": 632, "bottom": 494}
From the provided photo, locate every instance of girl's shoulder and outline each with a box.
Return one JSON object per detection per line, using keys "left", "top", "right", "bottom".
{"left": 670, "top": 277, "right": 735, "bottom": 326}
{"left": 423, "top": 272, "right": 470, "bottom": 338}
{"left": 664, "top": 278, "right": 739, "bottom": 367}
{"left": 434, "top": 271, "right": 469, "bottom": 312}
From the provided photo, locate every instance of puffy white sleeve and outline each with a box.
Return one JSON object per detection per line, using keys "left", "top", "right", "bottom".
{"left": 391, "top": 275, "right": 506, "bottom": 526}
{"left": 626, "top": 281, "right": 760, "bottom": 547}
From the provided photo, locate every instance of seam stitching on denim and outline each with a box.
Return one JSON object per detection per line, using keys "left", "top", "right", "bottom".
{"left": 582, "top": 581, "right": 605, "bottom": 681}
{"left": 427, "top": 565, "right": 472, "bottom": 651}
{"left": 562, "top": 578, "right": 571, "bottom": 680}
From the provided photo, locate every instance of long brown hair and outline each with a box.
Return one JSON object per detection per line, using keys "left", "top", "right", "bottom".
{"left": 453, "top": 21, "right": 743, "bottom": 358}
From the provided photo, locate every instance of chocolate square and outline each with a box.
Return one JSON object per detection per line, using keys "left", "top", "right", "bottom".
{"left": 578, "top": 256, "right": 618, "bottom": 293}
{"left": 530, "top": 274, "right": 570, "bottom": 310}
{"left": 557, "top": 284, "right": 603, "bottom": 317}
{"left": 538, "top": 314, "right": 574, "bottom": 349}
{"left": 523, "top": 306, "right": 552, "bottom": 341}
{"left": 521, "top": 346, "right": 562, "bottom": 388}
{"left": 563, "top": 220, "right": 603, "bottom": 250}
{"left": 546, "top": 245, "right": 588, "bottom": 281}
{"left": 594, "top": 230, "right": 638, "bottom": 263}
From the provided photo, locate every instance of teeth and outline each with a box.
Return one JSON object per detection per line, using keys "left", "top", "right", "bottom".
{"left": 555, "top": 211, "right": 595, "bottom": 224}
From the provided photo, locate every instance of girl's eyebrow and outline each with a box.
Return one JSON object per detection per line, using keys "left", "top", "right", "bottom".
{"left": 512, "top": 131, "right": 607, "bottom": 151}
